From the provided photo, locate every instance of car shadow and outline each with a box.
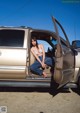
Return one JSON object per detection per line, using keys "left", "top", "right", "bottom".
{"left": 0, "top": 87, "right": 71, "bottom": 97}
{"left": 71, "top": 88, "right": 80, "bottom": 96}
{"left": 49, "top": 88, "right": 71, "bottom": 97}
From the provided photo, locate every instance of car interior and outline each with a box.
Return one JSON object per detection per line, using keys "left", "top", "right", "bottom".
{"left": 28, "top": 31, "right": 57, "bottom": 78}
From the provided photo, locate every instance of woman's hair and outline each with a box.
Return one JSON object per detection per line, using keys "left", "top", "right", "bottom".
{"left": 31, "top": 36, "right": 38, "bottom": 48}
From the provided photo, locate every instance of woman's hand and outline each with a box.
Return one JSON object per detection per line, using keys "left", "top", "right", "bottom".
{"left": 41, "top": 62, "right": 46, "bottom": 69}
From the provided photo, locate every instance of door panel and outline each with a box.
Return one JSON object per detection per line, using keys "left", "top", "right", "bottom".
{"left": 0, "top": 48, "right": 27, "bottom": 79}
{"left": 52, "top": 16, "right": 74, "bottom": 88}
{"left": 62, "top": 46, "right": 74, "bottom": 85}
{"left": 54, "top": 44, "right": 63, "bottom": 84}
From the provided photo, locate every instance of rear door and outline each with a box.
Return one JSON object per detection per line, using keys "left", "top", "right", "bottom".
{"left": 52, "top": 17, "right": 74, "bottom": 88}
{"left": 0, "top": 29, "right": 27, "bottom": 79}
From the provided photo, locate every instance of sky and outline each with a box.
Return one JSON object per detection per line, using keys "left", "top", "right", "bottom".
{"left": 0, "top": 0, "right": 80, "bottom": 44}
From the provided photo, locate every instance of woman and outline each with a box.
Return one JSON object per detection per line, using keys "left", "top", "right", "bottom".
{"left": 29, "top": 36, "right": 53, "bottom": 78}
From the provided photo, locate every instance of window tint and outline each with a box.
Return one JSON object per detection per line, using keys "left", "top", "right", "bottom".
{"left": 0, "top": 30, "right": 24, "bottom": 47}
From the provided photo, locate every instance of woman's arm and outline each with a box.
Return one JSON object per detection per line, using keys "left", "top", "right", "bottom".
{"left": 31, "top": 48, "right": 42, "bottom": 65}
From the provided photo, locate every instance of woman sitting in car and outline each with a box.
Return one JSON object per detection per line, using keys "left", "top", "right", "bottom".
{"left": 29, "top": 36, "right": 54, "bottom": 78}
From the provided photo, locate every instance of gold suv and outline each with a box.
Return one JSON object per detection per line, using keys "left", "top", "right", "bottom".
{"left": 0, "top": 17, "right": 80, "bottom": 90}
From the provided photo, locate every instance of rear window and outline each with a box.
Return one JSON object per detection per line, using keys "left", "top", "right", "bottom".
{"left": 0, "top": 29, "right": 24, "bottom": 47}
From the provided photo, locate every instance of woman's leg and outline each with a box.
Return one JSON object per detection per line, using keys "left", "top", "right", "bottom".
{"left": 30, "top": 60, "right": 43, "bottom": 76}
{"left": 45, "top": 56, "right": 54, "bottom": 67}
{"left": 44, "top": 56, "right": 55, "bottom": 74}
{"left": 30, "top": 56, "right": 47, "bottom": 77}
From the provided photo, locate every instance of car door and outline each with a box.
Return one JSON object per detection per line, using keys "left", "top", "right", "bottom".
{"left": 0, "top": 29, "right": 27, "bottom": 79}
{"left": 52, "top": 16, "right": 74, "bottom": 88}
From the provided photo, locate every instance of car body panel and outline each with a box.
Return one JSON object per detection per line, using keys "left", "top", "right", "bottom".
{"left": 75, "top": 51, "right": 80, "bottom": 68}
{"left": 72, "top": 40, "right": 80, "bottom": 82}
{"left": 0, "top": 49, "right": 27, "bottom": 79}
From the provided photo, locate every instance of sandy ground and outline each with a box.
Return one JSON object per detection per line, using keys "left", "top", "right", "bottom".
{"left": 0, "top": 87, "right": 80, "bottom": 113}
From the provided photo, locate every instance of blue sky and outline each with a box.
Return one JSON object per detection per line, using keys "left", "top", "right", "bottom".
{"left": 0, "top": 0, "right": 80, "bottom": 43}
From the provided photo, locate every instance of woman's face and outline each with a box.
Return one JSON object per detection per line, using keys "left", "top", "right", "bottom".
{"left": 31, "top": 39, "right": 36, "bottom": 46}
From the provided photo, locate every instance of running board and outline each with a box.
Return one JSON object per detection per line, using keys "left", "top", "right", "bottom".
{"left": 0, "top": 81, "right": 78, "bottom": 89}
{"left": 0, "top": 81, "right": 50, "bottom": 88}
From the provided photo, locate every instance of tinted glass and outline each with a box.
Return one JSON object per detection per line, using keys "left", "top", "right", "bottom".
{"left": 0, "top": 29, "right": 24, "bottom": 47}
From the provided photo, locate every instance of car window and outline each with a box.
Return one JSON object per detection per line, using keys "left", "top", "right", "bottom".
{"left": 50, "top": 37, "right": 57, "bottom": 45}
{"left": 56, "top": 23, "right": 66, "bottom": 41}
{"left": 0, "top": 29, "right": 24, "bottom": 47}
{"left": 55, "top": 21, "right": 69, "bottom": 46}
{"left": 37, "top": 40, "right": 52, "bottom": 52}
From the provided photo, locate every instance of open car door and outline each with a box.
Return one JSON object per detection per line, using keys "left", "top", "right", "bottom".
{"left": 52, "top": 16, "right": 74, "bottom": 88}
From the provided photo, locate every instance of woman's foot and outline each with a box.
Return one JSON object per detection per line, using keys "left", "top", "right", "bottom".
{"left": 43, "top": 71, "right": 47, "bottom": 78}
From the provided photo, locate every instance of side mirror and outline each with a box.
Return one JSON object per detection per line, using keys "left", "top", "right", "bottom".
{"left": 72, "top": 40, "right": 80, "bottom": 49}
{"left": 72, "top": 41, "right": 76, "bottom": 49}
{"left": 71, "top": 41, "right": 78, "bottom": 55}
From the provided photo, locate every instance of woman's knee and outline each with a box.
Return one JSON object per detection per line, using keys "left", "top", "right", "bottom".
{"left": 45, "top": 57, "right": 53, "bottom": 66}
{"left": 45, "top": 57, "right": 52, "bottom": 62}
{"left": 29, "top": 65, "right": 34, "bottom": 71}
